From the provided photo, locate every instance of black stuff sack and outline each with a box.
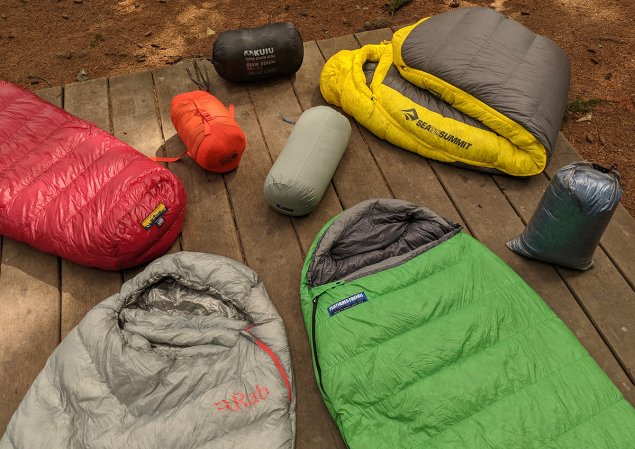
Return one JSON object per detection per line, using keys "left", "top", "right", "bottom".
{"left": 212, "top": 22, "right": 303, "bottom": 83}
{"left": 507, "top": 161, "right": 622, "bottom": 270}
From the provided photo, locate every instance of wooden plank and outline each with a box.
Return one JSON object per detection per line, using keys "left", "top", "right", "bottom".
{"left": 109, "top": 71, "right": 180, "bottom": 280}
{"left": 203, "top": 62, "right": 347, "bottom": 449}
{"left": 434, "top": 163, "right": 634, "bottom": 402}
{"left": 246, "top": 77, "right": 343, "bottom": 254}
{"left": 353, "top": 30, "right": 467, "bottom": 228}
{"left": 354, "top": 28, "right": 393, "bottom": 45}
{"left": 0, "top": 88, "right": 63, "bottom": 432}
{"left": 548, "top": 133, "right": 635, "bottom": 290}
{"left": 0, "top": 242, "right": 60, "bottom": 432}
{"left": 151, "top": 61, "right": 243, "bottom": 260}
{"left": 293, "top": 41, "right": 327, "bottom": 111}
{"left": 64, "top": 79, "right": 111, "bottom": 130}
{"left": 313, "top": 36, "right": 392, "bottom": 208}
{"left": 495, "top": 159, "right": 635, "bottom": 383}
{"left": 109, "top": 71, "right": 164, "bottom": 158}
{"left": 35, "top": 86, "right": 63, "bottom": 105}
{"left": 315, "top": 34, "right": 359, "bottom": 61}
{"left": 289, "top": 41, "right": 347, "bottom": 253}
{"left": 61, "top": 78, "right": 122, "bottom": 338}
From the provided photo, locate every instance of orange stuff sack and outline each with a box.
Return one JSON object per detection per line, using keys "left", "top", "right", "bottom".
{"left": 169, "top": 90, "right": 247, "bottom": 173}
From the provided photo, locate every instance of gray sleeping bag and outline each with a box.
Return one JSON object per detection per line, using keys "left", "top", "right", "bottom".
{"left": 1, "top": 252, "right": 295, "bottom": 449}
{"left": 396, "top": 7, "right": 571, "bottom": 159}
{"left": 320, "top": 7, "right": 571, "bottom": 176}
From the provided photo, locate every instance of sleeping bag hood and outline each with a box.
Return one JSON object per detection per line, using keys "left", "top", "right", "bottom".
{"left": 300, "top": 199, "right": 635, "bottom": 449}
{"left": 320, "top": 7, "right": 571, "bottom": 176}
{"left": 1, "top": 252, "right": 296, "bottom": 449}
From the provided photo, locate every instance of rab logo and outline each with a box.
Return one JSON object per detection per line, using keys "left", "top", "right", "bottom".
{"left": 243, "top": 47, "right": 275, "bottom": 57}
{"left": 402, "top": 108, "right": 419, "bottom": 121}
{"left": 214, "top": 385, "right": 270, "bottom": 412}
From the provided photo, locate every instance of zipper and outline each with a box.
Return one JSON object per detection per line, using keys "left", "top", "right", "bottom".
{"left": 310, "top": 280, "right": 344, "bottom": 395}
{"left": 243, "top": 327, "right": 293, "bottom": 402}
{"left": 312, "top": 295, "right": 325, "bottom": 393}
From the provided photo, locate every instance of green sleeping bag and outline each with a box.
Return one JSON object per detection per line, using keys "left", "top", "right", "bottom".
{"left": 300, "top": 199, "right": 635, "bottom": 449}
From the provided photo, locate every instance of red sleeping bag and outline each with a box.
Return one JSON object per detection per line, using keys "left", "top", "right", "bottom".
{"left": 0, "top": 81, "right": 186, "bottom": 270}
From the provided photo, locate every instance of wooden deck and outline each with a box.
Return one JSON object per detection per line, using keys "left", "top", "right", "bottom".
{"left": 1, "top": 29, "right": 634, "bottom": 445}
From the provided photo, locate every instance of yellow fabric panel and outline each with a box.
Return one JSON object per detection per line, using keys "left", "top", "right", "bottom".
{"left": 392, "top": 20, "right": 547, "bottom": 174}
{"left": 320, "top": 43, "right": 547, "bottom": 176}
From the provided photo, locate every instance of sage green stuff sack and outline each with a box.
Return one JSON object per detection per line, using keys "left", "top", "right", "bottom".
{"left": 264, "top": 106, "right": 350, "bottom": 216}
{"left": 300, "top": 199, "right": 635, "bottom": 449}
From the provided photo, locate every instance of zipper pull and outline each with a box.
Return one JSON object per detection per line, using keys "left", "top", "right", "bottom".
{"left": 310, "top": 279, "right": 345, "bottom": 302}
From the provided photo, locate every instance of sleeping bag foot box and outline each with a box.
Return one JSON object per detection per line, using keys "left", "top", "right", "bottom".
{"left": 300, "top": 199, "right": 635, "bottom": 449}
{"left": 0, "top": 81, "right": 186, "bottom": 270}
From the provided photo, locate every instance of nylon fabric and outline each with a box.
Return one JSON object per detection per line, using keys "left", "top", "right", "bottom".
{"left": 320, "top": 7, "right": 571, "bottom": 176}
{"left": 300, "top": 199, "right": 635, "bottom": 449}
{"left": 1, "top": 252, "right": 296, "bottom": 449}
{"left": 0, "top": 81, "right": 185, "bottom": 270}
{"left": 170, "top": 90, "right": 246, "bottom": 173}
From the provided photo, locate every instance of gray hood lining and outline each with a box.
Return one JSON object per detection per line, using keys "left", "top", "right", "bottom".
{"left": 308, "top": 199, "right": 461, "bottom": 287}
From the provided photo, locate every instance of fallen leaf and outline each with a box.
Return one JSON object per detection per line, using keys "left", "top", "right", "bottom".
{"left": 77, "top": 69, "right": 88, "bottom": 82}
{"left": 206, "top": 27, "right": 215, "bottom": 36}
{"left": 575, "top": 112, "right": 592, "bottom": 123}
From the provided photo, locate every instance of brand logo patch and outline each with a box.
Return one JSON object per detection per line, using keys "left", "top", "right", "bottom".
{"left": 328, "top": 292, "right": 368, "bottom": 317}
{"left": 214, "top": 385, "right": 270, "bottom": 412}
{"left": 141, "top": 203, "right": 168, "bottom": 230}
{"left": 412, "top": 119, "right": 473, "bottom": 150}
{"left": 243, "top": 47, "right": 275, "bottom": 57}
{"left": 402, "top": 108, "right": 419, "bottom": 121}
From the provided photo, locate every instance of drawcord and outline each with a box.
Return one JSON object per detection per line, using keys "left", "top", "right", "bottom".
{"left": 149, "top": 100, "right": 235, "bottom": 163}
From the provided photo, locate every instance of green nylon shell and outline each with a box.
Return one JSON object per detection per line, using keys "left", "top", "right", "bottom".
{"left": 300, "top": 224, "right": 635, "bottom": 449}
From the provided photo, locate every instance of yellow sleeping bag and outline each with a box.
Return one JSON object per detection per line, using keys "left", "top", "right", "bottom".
{"left": 320, "top": 8, "right": 570, "bottom": 176}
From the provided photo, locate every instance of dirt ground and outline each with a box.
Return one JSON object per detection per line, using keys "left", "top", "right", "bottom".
{"left": 1, "top": 0, "right": 633, "bottom": 214}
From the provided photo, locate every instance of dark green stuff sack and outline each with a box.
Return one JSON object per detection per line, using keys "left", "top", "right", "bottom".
{"left": 508, "top": 161, "right": 622, "bottom": 270}
{"left": 300, "top": 198, "right": 635, "bottom": 449}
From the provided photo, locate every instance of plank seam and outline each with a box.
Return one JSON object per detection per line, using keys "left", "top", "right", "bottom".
{"left": 427, "top": 163, "right": 476, "bottom": 235}
{"left": 354, "top": 123, "right": 397, "bottom": 199}
{"left": 105, "top": 77, "right": 127, "bottom": 289}
{"left": 520, "top": 161, "right": 635, "bottom": 375}
{"left": 187, "top": 59, "right": 246, "bottom": 263}
{"left": 244, "top": 84, "right": 307, "bottom": 258}
{"left": 492, "top": 175, "right": 635, "bottom": 385}
{"left": 106, "top": 78, "right": 114, "bottom": 134}
{"left": 149, "top": 70, "right": 183, "bottom": 253}
{"left": 556, "top": 266, "right": 635, "bottom": 385}
{"left": 345, "top": 35, "right": 397, "bottom": 201}
{"left": 57, "top": 256, "right": 62, "bottom": 343}
{"left": 221, "top": 173, "right": 248, "bottom": 264}
{"left": 314, "top": 39, "right": 394, "bottom": 207}
{"left": 287, "top": 59, "right": 346, "bottom": 211}
{"left": 57, "top": 85, "right": 66, "bottom": 344}
{"left": 542, "top": 166, "right": 635, "bottom": 292}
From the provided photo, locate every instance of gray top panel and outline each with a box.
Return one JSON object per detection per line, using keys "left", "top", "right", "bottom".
{"left": 400, "top": 7, "right": 570, "bottom": 154}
